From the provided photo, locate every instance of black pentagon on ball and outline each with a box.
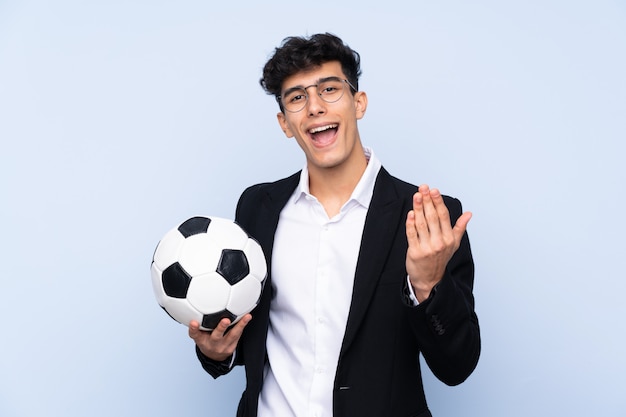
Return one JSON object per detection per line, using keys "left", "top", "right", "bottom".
{"left": 216, "top": 249, "right": 249, "bottom": 285}
{"left": 202, "top": 310, "right": 237, "bottom": 330}
{"left": 162, "top": 262, "right": 192, "bottom": 298}
{"left": 178, "top": 216, "right": 211, "bottom": 238}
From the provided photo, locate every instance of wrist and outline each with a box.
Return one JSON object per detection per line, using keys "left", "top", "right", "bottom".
{"left": 409, "top": 279, "right": 438, "bottom": 303}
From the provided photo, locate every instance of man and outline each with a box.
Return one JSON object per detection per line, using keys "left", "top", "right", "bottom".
{"left": 189, "top": 33, "right": 480, "bottom": 417}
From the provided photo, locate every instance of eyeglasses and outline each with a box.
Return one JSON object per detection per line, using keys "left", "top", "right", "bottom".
{"left": 278, "top": 77, "right": 357, "bottom": 113}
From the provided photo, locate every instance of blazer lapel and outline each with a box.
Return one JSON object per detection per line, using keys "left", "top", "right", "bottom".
{"left": 340, "top": 168, "right": 407, "bottom": 354}
{"left": 253, "top": 172, "right": 301, "bottom": 267}
{"left": 240, "top": 172, "right": 300, "bottom": 382}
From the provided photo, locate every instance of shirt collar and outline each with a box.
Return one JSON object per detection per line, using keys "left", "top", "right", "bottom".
{"left": 295, "top": 146, "right": 382, "bottom": 209}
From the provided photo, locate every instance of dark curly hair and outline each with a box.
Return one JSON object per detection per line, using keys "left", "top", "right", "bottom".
{"left": 260, "top": 33, "right": 362, "bottom": 111}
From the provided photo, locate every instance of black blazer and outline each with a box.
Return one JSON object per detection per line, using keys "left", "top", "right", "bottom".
{"left": 198, "top": 167, "right": 480, "bottom": 417}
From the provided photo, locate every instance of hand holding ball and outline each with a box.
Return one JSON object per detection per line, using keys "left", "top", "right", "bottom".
{"left": 151, "top": 216, "right": 267, "bottom": 331}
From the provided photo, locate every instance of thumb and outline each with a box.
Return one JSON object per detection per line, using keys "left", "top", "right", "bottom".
{"left": 452, "top": 211, "right": 472, "bottom": 242}
{"left": 188, "top": 320, "right": 203, "bottom": 340}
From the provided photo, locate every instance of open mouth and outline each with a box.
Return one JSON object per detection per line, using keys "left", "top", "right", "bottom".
{"left": 308, "top": 124, "right": 338, "bottom": 145}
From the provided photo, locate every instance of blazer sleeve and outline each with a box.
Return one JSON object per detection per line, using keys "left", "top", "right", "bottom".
{"left": 406, "top": 196, "right": 481, "bottom": 386}
{"left": 195, "top": 346, "right": 235, "bottom": 379}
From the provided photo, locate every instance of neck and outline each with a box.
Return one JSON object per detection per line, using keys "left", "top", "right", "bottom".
{"left": 308, "top": 150, "right": 368, "bottom": 218}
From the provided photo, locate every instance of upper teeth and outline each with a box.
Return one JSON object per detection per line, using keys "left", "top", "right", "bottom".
{"left": 309, "top": 124, "right": 337, "bottom": 134}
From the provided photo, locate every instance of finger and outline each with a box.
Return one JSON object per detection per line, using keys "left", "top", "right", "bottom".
{"left": 405, "top": 209, "right": 418, "bottom": 244}
{"left": 420, "top": 185, "right": 442, "bottom": 236}
{"left": 411, "top": 191, "right": 429, "bottom": 240}
{"left": 212, "top": 317, "right": 233, "bottom": 338}
{"left": 429, "top": 188, "right": 452, "bottom": 235}
{"left": 225, "top": 314, "right": 252, "bottom": 342}
{"left": 188, "top": 320, "right": 202, "bottom": 340}
{"left": 452, "top": 211, "right": 472, "bottom": 243}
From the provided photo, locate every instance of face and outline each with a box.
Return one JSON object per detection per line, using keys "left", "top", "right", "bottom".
{"left": 276, "top": 61, "right": 368, "bottom": 176}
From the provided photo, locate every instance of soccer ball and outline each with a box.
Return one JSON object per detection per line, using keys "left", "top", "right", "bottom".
{"left": 151, "top": 216, "right": 267, "bottom": 331}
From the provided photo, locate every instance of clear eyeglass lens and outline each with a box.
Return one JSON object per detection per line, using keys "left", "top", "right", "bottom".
{"left": 282, "top": 80, "right": 347, "bottom": 112}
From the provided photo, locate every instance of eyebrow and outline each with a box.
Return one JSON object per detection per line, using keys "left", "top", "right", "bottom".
{"left": 282, "top": 76, "right": 343, "bottom": 96}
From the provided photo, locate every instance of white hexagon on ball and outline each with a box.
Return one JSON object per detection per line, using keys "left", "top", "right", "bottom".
{"left": 160, "top": 296, "right": 203, "bottom": 327}
{"left": 227, "top": 276, "right": 262, "bottom": 316}
{"left": 152, "top": 228, "right": 185, "bottom": 271}
{"left": 178, "top": 233, "right": 222, "bottom": 277}
{"left": 207, "top": 217, "right": 249, "bottom": 249}
{"left": 243, "top": 238, "right": 267, "bottom": 283}
{"left": 186, "top": 272, "right": 232, "bottom": 313}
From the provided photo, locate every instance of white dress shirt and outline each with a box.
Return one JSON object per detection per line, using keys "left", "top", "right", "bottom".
{"left": 257, "top": 147, "right": 382, "bottom": 417}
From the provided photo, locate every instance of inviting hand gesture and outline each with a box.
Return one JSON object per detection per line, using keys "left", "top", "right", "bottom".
{"left": 405, "top": 185, "right": 472, "bottom": 302}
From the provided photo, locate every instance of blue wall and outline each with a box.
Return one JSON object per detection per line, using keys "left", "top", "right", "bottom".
{"left": 1, "top": 1, "right": 625, "bottom": 415}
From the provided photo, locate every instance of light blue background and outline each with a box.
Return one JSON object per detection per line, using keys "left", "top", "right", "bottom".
{"left": 1, "top": 1, "right": 625, "bottom": 416}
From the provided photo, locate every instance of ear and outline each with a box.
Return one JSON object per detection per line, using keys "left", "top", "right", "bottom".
{"left": 277, "top": 112, "right": 294, "bottom": 138}
{"left": 354, "top": 91, "right": 368, "bottom": 120}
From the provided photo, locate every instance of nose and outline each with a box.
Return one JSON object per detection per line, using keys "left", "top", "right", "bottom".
{"left": 305, "top": 90, "right": 326, "bottom": 116}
